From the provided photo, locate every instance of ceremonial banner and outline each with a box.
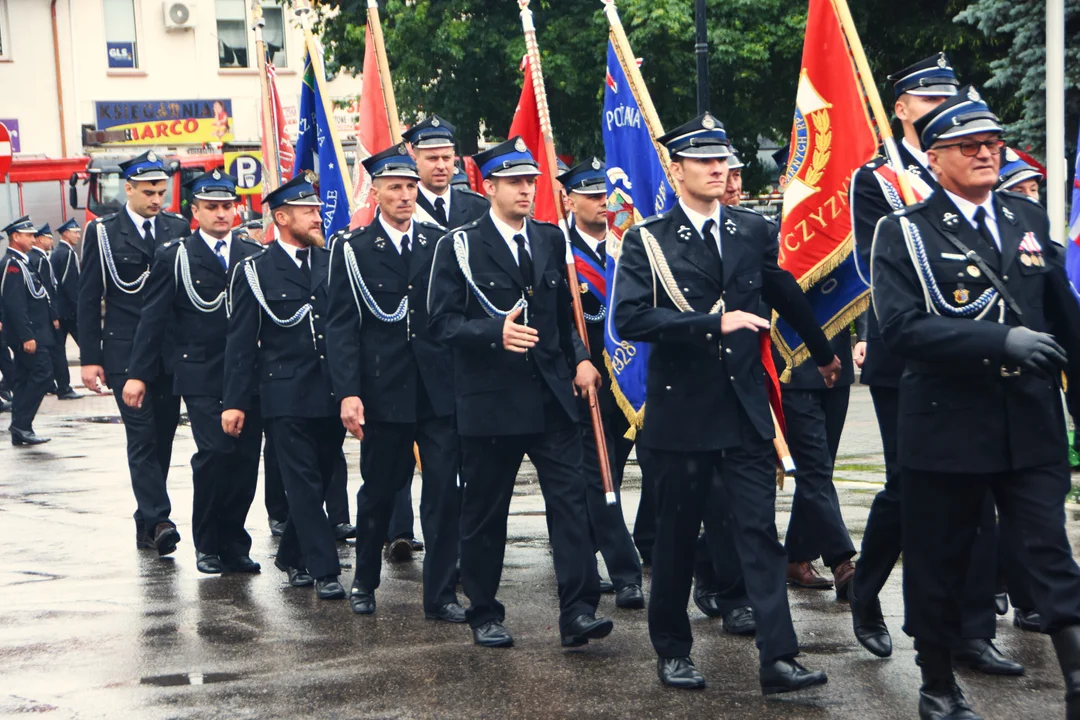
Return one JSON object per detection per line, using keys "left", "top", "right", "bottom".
{"left": 349, "top": 24, "right": 393, "bottom": 229}
{"left": 295, "top": 43, "right": 353, "bottom": 239}
{"left": 772, "top": 0, "right": 877, "bottom": 376}
{"left": 263, "top": 62, "right": 295, "bottom": 183}
{"left": 509, "top": 55, "right": 558, "bottom": 224}
{"left": 602, "top": 40, "right": 675, "bottom": 435}
{"left": 1068, "top": 122, "right": 1080, "bottom": 303}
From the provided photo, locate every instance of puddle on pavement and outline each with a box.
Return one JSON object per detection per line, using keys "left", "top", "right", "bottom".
{"left": 140, "top": 672, "right": 243, "bottom": 687}
{"left": 75, "top": 416, "right": 124, "bottom": 424}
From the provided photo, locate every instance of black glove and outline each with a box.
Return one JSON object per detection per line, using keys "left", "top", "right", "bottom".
{"left": 1003, "top": 327, "right": 1068, "bottom": 377}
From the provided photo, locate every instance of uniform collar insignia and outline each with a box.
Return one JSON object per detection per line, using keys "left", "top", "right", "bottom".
{"left": 417, "top": 233, "right": 427, "bottom": 246}
{"left": 942, "top": 212, "right": 959, "bottom": 229}
{"left": 677, "top": 225, "right": 692, "bottom": 241}
{"left": 1001, "top": 206, "right": 1015, "bottom": 222}
{"left": 374, "top": 238, "right": 387, "bottom": 251}
{"left": 724, "top": 217, "right": 737, "bottom": 235}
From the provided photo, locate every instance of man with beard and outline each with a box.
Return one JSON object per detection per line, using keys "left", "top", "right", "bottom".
{"left": 124, "top": 170, "right": 264, "bottom": 574}
{"left": 78, "top": 151, "right": 190, "bottom": 556}
{"left": 223, "top": 173, "right": 346, "bottom": 600}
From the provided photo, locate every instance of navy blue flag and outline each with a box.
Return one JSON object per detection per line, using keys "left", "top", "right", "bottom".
{"left": 602, "top": 41, "right": 675, "bottom": 437}
{"left": 294, "top": 45, "right": 352, "bottom": 239}
{"left": 1068, "top": 122, "right": 1080, "bottom": 303}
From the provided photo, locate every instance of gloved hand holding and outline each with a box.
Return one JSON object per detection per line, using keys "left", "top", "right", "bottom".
{"left": 1003, "top": 327, "right": 1068, "bottom": 377}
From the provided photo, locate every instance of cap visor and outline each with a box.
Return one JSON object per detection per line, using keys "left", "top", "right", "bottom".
{"left": 570, "top": 185, "right": 607, "bottom": 195}
{"left": 128, "top": 170, "right": 170, "bottom": 182}
{"left": 373, "top": 169, "right": 421, "bottom": 180}
{"left": 489, "top": 165, "right": 543, "bottom": 178}
{"left": 934, "top": 120, "right": 1004, "bottom": 143}
{"left": 284, "top": 197, "right": 324, "bottom": 207}
{"left": 675, "top": 147, "right": 732, "bottom": 159}
{"left": 412, "top": 139, "right": 455, "bottom": 149}
{"left": 1000, "top": 170, "right": 1042, "bottom": 189}
{"left": 193, "top": 190, "right": 239, "bottom": 200}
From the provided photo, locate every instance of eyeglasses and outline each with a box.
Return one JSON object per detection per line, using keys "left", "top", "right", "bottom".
{"left": 934, "top": 139, "right": 1005, "bottom": 157}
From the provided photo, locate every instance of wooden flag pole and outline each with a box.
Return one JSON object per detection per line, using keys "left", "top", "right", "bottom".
{"left": 832, "top": 0, "right": 916, "bottom": 205}
{"left": 367, "top": 0, "right": 402, "bottom": 143}
{"left": 518, "top": 0, "right": 615, "bottom": 505}
{"left": 251, "top": 1, "right": 280, "bottom": 192}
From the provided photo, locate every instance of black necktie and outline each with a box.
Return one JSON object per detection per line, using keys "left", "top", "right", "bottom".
{"left": 142, "top": 219, "right": 154, "bottom": 253}
{"left": 296, "top": 248, "right": 312, "bottom": 282}
{"left": 973, "top": 207, "right": 999, "bottom": 256}
{"left": 433, "top": 197, "right": 448, "bottom": 227}
{"left": 513, "top": 234, "right": 533, "bottom": 291}
{"left": 401, "top": 234, "right": 412, "bottom": 267}
{"left": 702, "top": 219, "right": 722, "bottom": 268}
{"left": 596, "top": 240, "right": 606, "bottom": 262}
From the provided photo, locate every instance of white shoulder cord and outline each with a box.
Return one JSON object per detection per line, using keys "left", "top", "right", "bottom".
{"left": 639, "top": 227, "right": 724, "bottom": 315}
{"left": 453, "top": 230, "right": 528, "bottom": 322}
{"left": 97, "top": 223, "right": 150, "bottom": 294}
{"left": 342, "top": 241, "right": 410, "bottom": 338}
{"left": 242, "top": 260, "right": 316, "bottom": 348}
{"left": 1, "top": 257, "right": 50, "bottom": 300}
{"left": 173, "top": 244, "right": 226, "bottom": 314}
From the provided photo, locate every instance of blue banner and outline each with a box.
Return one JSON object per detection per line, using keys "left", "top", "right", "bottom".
{"left": 1068, "top": 123, "right": 1080, "bottom": 304}
{"left": 294, "top": 48, "right": 351, "bottom": 239}
{"left": 602, "top": 41, "right": 675, "bottom": 436}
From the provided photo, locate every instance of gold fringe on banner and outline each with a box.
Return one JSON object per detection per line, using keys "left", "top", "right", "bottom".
{"left": 604, "top": 349, "right": 646, "bottom": 440}
{"left": 773, "top": 292, "right": 870, "bottom": 382}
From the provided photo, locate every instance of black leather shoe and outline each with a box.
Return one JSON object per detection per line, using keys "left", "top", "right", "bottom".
{"left": 759, "top": 658, "right": 828, "bottom": 695}
{"left": 425, "top": 602, "right": 467, "bottom": 623}
{"left": 952, "top": 639, "right": 1024, "bottom": 676}
{"left": 0, "top": 399, "right": 11, "bottom": 413}
{"left": 274, "top": 558, "right": 314, "bottom": 587}
{"left": 153, "top": 523, "right": 180, "bottom": 556}
{"left": 561, "top": 614, "right": 614, "bottom": 647}
{"left": 196, "top": 552, "right": 223, "bottom": 574}
{"left": 333, "top": 522, "right": 357, "bottom": 541}
{"left": 56, "top": 387, "right": 82, "bottom": 400}
{"left": 852, "top": 599, "right": 892, "bottom": 658}
{"left": 615, "top": 584, "right": 645, "bottom": 609}
{"left": 1013, "top": 608, "right": 1041, "bottom": 632}
{"left": 222, "top": 556, "right": 261, "bottom": 573}
{"left": 386, "top": 537, "right": 413, "bottom": 562}
{"left": 657, "top": 657, "right": 705, "bottom": 689}
{"left": 693, "top": 589, "right": 724, "bottom": 618}
{"left": 268, "top": 518, "right": 286, "bottom": 537}
{"left": 995, "top": 592, "right": 1009, "bottom": 616}
{"left": 349, "top": 584, "right": 376, "bottom": 615}
{"left": 135, "top": 527, "right": 155, "bottom": 550}
{"left": 409, "top": 538, "right": 425, "bottom": 552}
{"left": 722, "top": 606, "right": 757, "bottom": 636}
{"left": 599, "top": 579, "right": 615, "bottom": 594}
{"left": 473, "top": 620, "right": 513, "bottom": 648}
{"left": 10, "top": 427, "right": 50, "bottom": 446}
{"left": 919, "top": 680, "right": 983, "bottom": 719}
{"left": 316, "top": 576, "right": 346, "bottom": 600}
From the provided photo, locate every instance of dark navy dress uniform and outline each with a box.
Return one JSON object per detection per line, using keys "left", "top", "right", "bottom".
{"left": 557, "top": 158, "right": 643, "bottom": 598}
{"left": 404, "top": 114, "right": 490, "bottom": 232}
{"left": 77, "top": 152, "right": 190, "bottom": 538}
{"left": 428, "top": 138, "right": 608, "bottom": 644}
{"left": 1, "top": 217, "right": 56, "bottom": 442}
{"left": 848, "top": 56, "right": 998, "bottom": 648}
{"left": 128, "top": 171, "right": 264, "bottom": 569}
{"left": 50, "top": 219, "right": 82, "bottom": 388}
{"left": 224, "top": 176, "right": 345, "bottom": 585}
{"left": 326, "top": 145, "right": 462, "bottom": 616}
{"left": 614, "top": 114, "right": 835, "bottom": 688}
{"left": 30, "top": 227, "right": 69, "bottom": 396}
{"left": 872, "top": 88, "right": 1080, "bottom": 717}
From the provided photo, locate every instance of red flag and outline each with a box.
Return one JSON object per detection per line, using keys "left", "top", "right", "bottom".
{"left": 508, "top": 56, "right": 557, "bottom": 224}
{"left": 349, "top": 25, "right": 393, "bottom": 229}
{"left": 261, "top": 62, "right": 294, "bottom": 242}
{"left": 778, "top": 0, "right": 876, "bottom": 284}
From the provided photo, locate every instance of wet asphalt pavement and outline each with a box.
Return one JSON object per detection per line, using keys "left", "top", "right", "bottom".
{"left": 1, "top": 355, "right": 1079, "bottom": 718}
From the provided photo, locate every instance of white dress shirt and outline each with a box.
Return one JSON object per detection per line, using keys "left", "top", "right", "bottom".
{"left": 277, "top": 239, "right": 311, "bottom": 269}
{"left": 378, "top": 215, "right": 414, "bottom": 255}
{"left": 126, "top": 203, "right": 155, "bottom": 239}
{"left": 902, "top": 138, "right": 932, "bottom": 174}
{"left": 679, "top": 199, "right": 723, "bottom": 258}
{"left": 576, "top": 225, "right": 605, "bottom": 256}
{"left": 200, "top": 229, "right": 230, "bottom": 261}
{"left": 419, "top": 183, "right": 452, "bottom": 219}
{"left": 943, "top": 189, "right": 1001, "bottom": 249}
{"left": 489, "top": 211, "right": 530, "bottom": 264}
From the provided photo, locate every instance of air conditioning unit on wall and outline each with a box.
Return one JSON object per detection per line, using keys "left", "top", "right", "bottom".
{"left": 163, "top": 1, "right": 196, "bottom": 31}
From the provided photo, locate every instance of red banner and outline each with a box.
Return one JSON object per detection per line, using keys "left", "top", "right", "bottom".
{"left": 349, "top": 25, "right": 393, "bottom": 229}
{"left": 778, "top": 0, "right": 876, "bottom": 284}
{"left": 508, "top": 56, "right": 557, "bottom": 224}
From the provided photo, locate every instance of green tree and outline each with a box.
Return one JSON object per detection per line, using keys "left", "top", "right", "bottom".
{"left": 954, "top": 0, "right": 1080, "bottom": 158}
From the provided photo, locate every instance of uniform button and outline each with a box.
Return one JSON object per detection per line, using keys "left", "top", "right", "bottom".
{"left": 982, "top": 358, "right": 990, "bottom": 366}
{"left": 314, "top": 314, "right": 320, "bottom": 319}
{"left": 195, "top": 280, "right": 200, "bottom": 284}
{"left": 320, "top": 354, "right": 325, "bottom": 359}
{"left": 665, "top": 385, "right": 671, "bottom": 390}
{"left": 1002, "top": 275, "right": 1009, "bottom": 281}
{"left": 281, "top": 293, "right": 287, "bottom": 297}
{"left": 318, "top": 334, "right": 324, "bottom": 339}
{"left": 310, "top": 295, "right": 316, "bottom": 300}
{"left": 489, "top": 281, "right": 495, "bottom": 287}
{"left": 683, "top": 287, "right": 690, "bottom": 292}
{"left": 729, "top": 376, "right": 735, "bottom": 381}
{"left": 725, "top": 347, "right": 732, "bottom": 354}
{"left": 182, "top": 354, "right": 188, "bottom": 358}
{"left": 268, "top": 372, "right": 273, "bottom": 377}
{"left": 931, "top": 401, "right": 938, "bottom": 408}
{"left": 408, "top": 285, "right": 413, "bottom": 290}
{"left": 411, "top": 333, "right": 416, "bottom": 338}
{"left": 490, "top": 343, "right": 496, "bottom": 349}
{"left": 705, "top": 333, "right": 713, "bottom": 340}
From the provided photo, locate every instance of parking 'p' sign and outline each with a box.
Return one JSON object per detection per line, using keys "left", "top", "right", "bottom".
{"left": 225, "top": 151, "right": 263, "bottom": 196}
{"left": 0, "top": 123, "right": 12, "bottom": 177}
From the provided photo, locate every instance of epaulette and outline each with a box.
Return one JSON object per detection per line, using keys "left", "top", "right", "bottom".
{"left": 455, "top": 187, "right": 487, "bottom": 200}
{"left": 239, "top": 236, "right": 263, "bottom": 249}
{"left": 455, "top": 217, "right": 485, "bottom": 233}
{"left": 161, "top": 211, "right": 186, "bottom": 222}
{"left": 890, "top": 200, "right": 929, "bottom": 217}
{"left": 724, "top": 204, "right": 762, "bottom": 217}
{"left": 997, "top": 189, "right": 1041, "bottom": 208}
{"left": 861, "top": 156, "right": 888, "bottom": 170}
{"left": 638, "top": 210, "right": 670, "bottom": 227}
{"left": 529, "top": 217, "right": 559, "bottom": 229}
{"left": 416, "top": 219, "right": 447, "bottom": 234}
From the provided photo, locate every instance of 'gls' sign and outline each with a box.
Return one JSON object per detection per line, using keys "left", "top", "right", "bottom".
{"left": 107, "top": 42, "right": 136, "bottom": 69}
